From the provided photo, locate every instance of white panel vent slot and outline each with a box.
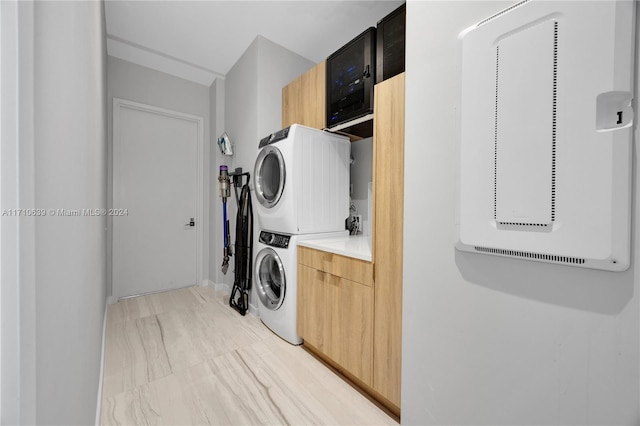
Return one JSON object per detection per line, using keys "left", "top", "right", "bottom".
{"left": 474, "top": 246, "right": 586, "bottom": 265}
{"left": 476, "top": 0, "right": 531, "bottom": 28}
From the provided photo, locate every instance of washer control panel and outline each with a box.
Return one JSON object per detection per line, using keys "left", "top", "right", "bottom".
{"left": 259, "top": 231, "right": 290, "bottom": 249}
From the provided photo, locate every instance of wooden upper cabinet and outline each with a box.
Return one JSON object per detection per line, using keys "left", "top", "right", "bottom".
{"left": 282, "top": 61, "right": 326, "bottom": 129}
{"left": 372, "top": 72, "right": 405, "bottom": 409}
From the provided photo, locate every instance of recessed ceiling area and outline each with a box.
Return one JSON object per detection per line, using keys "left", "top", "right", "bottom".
{"left": 105, "top": 0, "right": 404, "bottom": 86}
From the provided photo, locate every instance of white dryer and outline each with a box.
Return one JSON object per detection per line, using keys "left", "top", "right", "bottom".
{"left": 254, "top": 229, "right": 347, "bottom": 345}
{"left": 254, "top": 124, "right": 350, "bottom": 235}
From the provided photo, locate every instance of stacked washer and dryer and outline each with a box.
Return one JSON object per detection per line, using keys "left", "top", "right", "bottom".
{"left": 253, "top": 124, "right": 350, "bottom": 345}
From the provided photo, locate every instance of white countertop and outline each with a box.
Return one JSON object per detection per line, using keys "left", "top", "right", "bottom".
{"left": 297, "top": 235, "right": 372, "bottom": 262}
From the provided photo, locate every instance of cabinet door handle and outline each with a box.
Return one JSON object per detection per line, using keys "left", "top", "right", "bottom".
{"left": 363, "top": 64, "right": 371, "bottom": 78}
{"left": 326, "top": 273, "right": 340, "bottom": 287}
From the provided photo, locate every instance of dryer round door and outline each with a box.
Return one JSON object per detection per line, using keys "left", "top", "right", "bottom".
{"left": 254, "top": 145, "right": 285, "bottom": 208}
{"left": 255, "top": 248, "right": 286, "bottom": 311}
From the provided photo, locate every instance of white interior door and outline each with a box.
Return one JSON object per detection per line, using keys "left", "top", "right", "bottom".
{"left": 113, "top": 99, "right": 202, "bottom": 298}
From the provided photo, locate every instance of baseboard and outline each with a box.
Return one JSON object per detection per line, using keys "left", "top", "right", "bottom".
{"left": 203, "top": 279, "right": 231, "bottom": 294}
{"left": 204, "top": 280, "right": 256, "bottom": 316}
{"left": 95, "top": 299, "right": 108, "bottom": 425}
{"left": 249, "top": 302, "right": 259, "bottom": 317}
{"left": 215, "top": 283, "right": 231, "bottom": 293}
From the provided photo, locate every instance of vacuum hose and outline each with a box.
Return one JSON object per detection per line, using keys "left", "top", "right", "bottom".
{"left": 218, "top": 165, "right": 231, "bottom": 274}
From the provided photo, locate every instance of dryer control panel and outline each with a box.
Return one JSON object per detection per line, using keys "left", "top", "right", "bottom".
{"left": 259, "top": 231, "right": 290, "bottom": 249}
{"left": 258, "top": 126, "right": 290, "bottom": 148}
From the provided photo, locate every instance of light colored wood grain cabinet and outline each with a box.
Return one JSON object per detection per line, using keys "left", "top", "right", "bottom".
{"left": 372, "top": 73, "right": 405, "bottom": 409}
{"left": 299, "top": 246, "right": 373, "bottom": 286}
{"left": 293, "top": 72, "right": 405, "bottom": 418}
{"left": 297, "top": 246, "right": 374, "bottom": 385}
{"left": 297, "top": 264, "right": 326, "bottom": 350}
{"left": 282, "top": 61, "right": 326, "bottom": 129}
{"left": 326, "top": 274, "right": 373, "bottom": 385}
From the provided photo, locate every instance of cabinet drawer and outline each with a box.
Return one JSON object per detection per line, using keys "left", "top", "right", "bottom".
{"left": 298, "top": 246, "right": 373, "bottom": 286}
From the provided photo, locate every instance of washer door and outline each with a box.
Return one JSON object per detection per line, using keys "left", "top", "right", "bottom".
{"left": 255, "top": 248, "right": 286, "bottom": 311}
{"left": 254, "top": 145, "right": 285, "bottom": 208}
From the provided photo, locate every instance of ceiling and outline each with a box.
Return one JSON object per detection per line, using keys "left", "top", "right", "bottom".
{"left": 105, "top": 0, "right": 404, "bottom": 86}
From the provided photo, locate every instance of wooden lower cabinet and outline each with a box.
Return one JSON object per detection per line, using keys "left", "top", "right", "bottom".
{"left": 297, "top": 264, "right": 326, "bottom": 350}
{"left": 297, "top": 247, "right": 373, "bottom": 386}
{"left": 325, "top": 274, "right": 373, "bottom": 385}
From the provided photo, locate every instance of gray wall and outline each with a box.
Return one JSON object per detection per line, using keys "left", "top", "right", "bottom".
{"left": 107, "top": 56, "right": 211, "bottom": 294}
{"left": 1, "top": 1, "right": 37, "bottom": 423}
{"left": 33, "top": 1, "right": 107, "bottom": 424}
{"left": 214, "top": 36, "right": 258, "bottom": 292}
{"left": 224, "top": 36, "right": 258, "bottom": 170}
{"left": 225, "top": 35, "right": 315, "bottom": 182}
{"left": 209, "top": 78, "right": 228, "bottom": 287}
{"left": 402, "top": 1, "right": 640, "bottom": 424}
{"left": 221, "top": 35, "right": 315, "bottom": 307}
{"left": 255, "top": 36, "right": 316, "bottom": 139}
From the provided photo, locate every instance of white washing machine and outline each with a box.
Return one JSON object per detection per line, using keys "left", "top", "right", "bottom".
{"left": 254, "top": 124, "right": 350, "bottom": 235}
{"left": 254, "top": 229, "right": 347, "bottom": 345}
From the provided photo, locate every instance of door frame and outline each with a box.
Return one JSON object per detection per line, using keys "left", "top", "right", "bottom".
{"left": 112, "top": 97, "right": 204, "bottom": 299}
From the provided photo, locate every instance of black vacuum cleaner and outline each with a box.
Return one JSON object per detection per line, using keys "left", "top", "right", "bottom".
{"left": 218, "top": 166, "right": 253, "bottom": 316}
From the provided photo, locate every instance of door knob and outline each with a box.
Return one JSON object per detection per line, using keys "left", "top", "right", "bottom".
{"left": 185, "top": 218, "right": 195, "bottom": 227}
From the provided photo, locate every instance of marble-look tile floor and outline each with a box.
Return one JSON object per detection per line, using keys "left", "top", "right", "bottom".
{"left": 101, "top": 285, "right": 396, "bottom": 425}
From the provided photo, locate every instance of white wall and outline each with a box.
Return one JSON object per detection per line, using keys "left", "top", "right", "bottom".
{"left": 214, "top": 37, "right": 258, "bottom": 294}
{"left": 255, "top": 36, "right": 316, "bottom": 139}
{"left": 224, "top": 38, "right": 260, "bottom": 178}
{"left": 350, "top": 137, "right": 373, "bottom": 233}
{"left": 222, "top": 35, "right": 314, "bottom": 309}
{"left": 1, "top": 5, "right": 3, "bottom": 418}
{"left": 1, "top": 1, "right": 37, "bottom": 423}
{"left": 402, "top": 1, "right": 640, "bottom": 424}
{"left": 107, "top": 56, "right": 211, "bottom": 294}
{"left": 2, "top": 1, "right": 107, "bottom": 424}
{"left": 225, "top": 35, "right": 315, "bottom": 185}
{"left": 209, "top": 77, "right": 228, "bottom": 288}
{"left": 32, "top": 1, "right": 108, "bottom": 424}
